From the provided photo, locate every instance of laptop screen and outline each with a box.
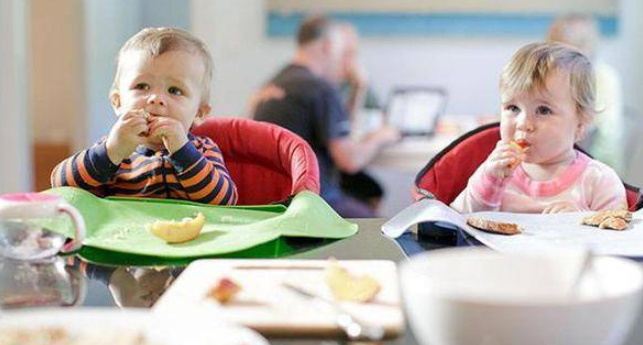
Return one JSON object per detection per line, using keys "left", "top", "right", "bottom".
{"left": 385, "top": 87, "right": 447, "bottom": 136}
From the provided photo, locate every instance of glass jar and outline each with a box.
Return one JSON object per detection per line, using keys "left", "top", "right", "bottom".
{"left": 0, "top": 193, "right": 85, "bottom": 261}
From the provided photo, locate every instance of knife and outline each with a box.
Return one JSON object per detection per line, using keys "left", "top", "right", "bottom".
{"left": 282, "top": 282, "right": 385, "bottom": 341}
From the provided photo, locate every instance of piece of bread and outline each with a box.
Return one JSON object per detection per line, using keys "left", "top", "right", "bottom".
{"left": 510, "top": 139, "right": 530, "bottom": 151}
{"left": 507, "top": 140, "right": 531, "bottom": 169}
{"left": 581, "top": 209, "right": 632, "bottom": 231}
{"left": 325, "top": 261, "right": 380, "bottom": 303}
{"left": 466, "top": 216, "right": 523, "bottom": 235}
{"left": 598, "top": 217, "right": 629, "bottom": 231}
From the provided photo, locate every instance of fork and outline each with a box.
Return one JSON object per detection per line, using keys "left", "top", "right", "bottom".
{"left": 282, "top": 282, "right": 385, "bottom": 341}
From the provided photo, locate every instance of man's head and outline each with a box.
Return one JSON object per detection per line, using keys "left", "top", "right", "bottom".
{"left": 110, "top": 27, "right": 213, "bottom": 131}
{"left": 295, "top": 15, "right": 346, "bottom": 82}
{"left": 546, "top": 14, "right": 599, "bottom": 60}
{"left": 337, "top": 23, "right": 360, "bottom": 84}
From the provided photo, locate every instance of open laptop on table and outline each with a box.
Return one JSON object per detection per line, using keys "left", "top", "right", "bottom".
{"left": 384, "top": 86, "right": 448, "bottom": 137}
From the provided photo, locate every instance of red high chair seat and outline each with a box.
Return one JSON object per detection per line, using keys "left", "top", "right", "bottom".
{"left": 413, "top": 122, "right": 642, "bottom": 211}
{"left": 192, "top": 117, "right": 320, "bottom": 205}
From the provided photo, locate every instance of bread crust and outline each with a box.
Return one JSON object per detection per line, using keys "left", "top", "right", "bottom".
{"left": 581, "top": 209, "right": 632, "bottom": 231}
{"left": 467, "top": 216, "right": 523, "bottom": 235}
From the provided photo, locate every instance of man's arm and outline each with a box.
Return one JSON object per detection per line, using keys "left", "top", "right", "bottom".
{"left": 246, "top": 84, "right": 285, "bottom": 117}
{"left": 343, "top": 72, "right": 368, "bottom": 122}
{"left": 328, "top": 125, "right": 399, "bottom": 173}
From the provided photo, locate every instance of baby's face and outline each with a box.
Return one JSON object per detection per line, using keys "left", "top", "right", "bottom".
{"left": 500, "top": 69, "right": 584, "bottom": 166}
{"left": 113, "top": 49, "right": 208, "bottom": 132}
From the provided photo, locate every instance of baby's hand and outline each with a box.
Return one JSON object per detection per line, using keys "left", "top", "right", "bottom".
{"left": 542, "top": 201, "right": 581, "bottom": 214}
{"left": 148, "top": 116, "right": 188, "bottom": 153}
{"left": 105, "top": 109, "right": 151, "bottom": 164}
{"left": 483, "top": 141, "right": 526, "bottom": 180}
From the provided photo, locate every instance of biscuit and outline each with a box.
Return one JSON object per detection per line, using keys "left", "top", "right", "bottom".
{"left": 507, "top": 140, "right": 530, "bottom": 169}
{"left": 467, "top": 216, "right": 523, "bottom": 235}
{"left": 582, "top": 209, "right": 632, "bottom": 231}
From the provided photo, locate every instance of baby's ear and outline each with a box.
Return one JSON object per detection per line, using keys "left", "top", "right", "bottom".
{"left": 575, "top": 122, "right": 588, "bottom": 142}
{"left": 109, "top": 91, "right": 121, "bottom": 116}
{"left": 193, "top": 104, "right": 211, "bottom": 126}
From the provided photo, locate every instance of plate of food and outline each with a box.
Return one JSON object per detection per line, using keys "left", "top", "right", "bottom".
{"left": 0, "top": 308, "right": 269, "bottom": 345}
{"left": 153, "top": 259, "right": 404, "bottom": 340}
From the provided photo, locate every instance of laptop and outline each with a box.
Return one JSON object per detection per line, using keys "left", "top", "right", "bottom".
{"left": 384, "top": 87, "right": 448, "bottom": 137}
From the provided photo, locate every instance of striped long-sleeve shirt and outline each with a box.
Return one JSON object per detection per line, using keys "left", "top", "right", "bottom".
{"left": 51, "top": 134, "right": 238, "bottom": 205}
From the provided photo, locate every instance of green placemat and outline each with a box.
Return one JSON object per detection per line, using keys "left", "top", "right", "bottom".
{"left": 41, "top": 187, "right": 357, "bottom": 264}
{"left": 74, "top": 238, "right": 335, "bottom": 266}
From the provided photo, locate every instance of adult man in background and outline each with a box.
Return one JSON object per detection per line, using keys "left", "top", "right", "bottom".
{"left": 336, "top": 22, "right": 388, "bottom": 214}
{"left": 547, "top": 14, "right": 625, "bottom": 175}
{"left": 253, "top": 15, "right": 399, "bottom": 218}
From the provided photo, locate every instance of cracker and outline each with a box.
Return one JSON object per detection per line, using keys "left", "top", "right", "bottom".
{"left": 467, "top": 216, "right": 523, "bottom": 235}
{"left": 582, "top": 209, "right": 632, "bottom": 231}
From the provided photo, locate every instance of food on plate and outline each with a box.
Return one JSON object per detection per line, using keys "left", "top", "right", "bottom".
{"left": 325, "top": 261, "right": 380, "bottom": 303}
{"left": 507, "top": 139, "right": 531, "bottom": 169}
{"left": 467, "top": 216, "right": 523, "bottom": 235}
{"left": 147, "top": 212, "right": 205, "bottom": 244}
{"left": 581, "top": 209, "right": 632, "bottom": 231}
{"left": 206, "top": 277, "right": 241, "bottom": 304}
{"left": 0, "top": 327, "right": 156, "bottom": 345}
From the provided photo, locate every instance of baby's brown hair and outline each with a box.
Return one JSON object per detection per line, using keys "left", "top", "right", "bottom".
{"left": 111, "top": 27, "right": 213, "bottom": 103}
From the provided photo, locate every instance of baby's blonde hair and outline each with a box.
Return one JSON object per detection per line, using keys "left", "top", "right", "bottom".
{"left": 500, "top": 42, "right": 596, "bottom": 127}
{"left": 111, "top": 27, "right": 213, "bottom": 103}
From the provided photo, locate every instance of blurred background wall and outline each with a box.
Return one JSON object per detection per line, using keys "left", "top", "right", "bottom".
{"left": 0, "top": 0, "right": 30, "bottom": 193}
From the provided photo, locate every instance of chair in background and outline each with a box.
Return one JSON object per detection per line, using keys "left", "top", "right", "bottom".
{"left": 191, "top": 117, "right": 320, "bottom": 206}
{"left": 413, "top": 122, "right": 642, "bottom": 211}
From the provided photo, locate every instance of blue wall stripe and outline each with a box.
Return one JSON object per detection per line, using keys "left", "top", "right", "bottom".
{"left": 267, "top": 12, "right": 618, "bottom": 38}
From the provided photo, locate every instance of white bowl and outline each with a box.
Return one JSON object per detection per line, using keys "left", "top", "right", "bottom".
{"left": 400, "top": 247, "right": 643, "bottom": 345}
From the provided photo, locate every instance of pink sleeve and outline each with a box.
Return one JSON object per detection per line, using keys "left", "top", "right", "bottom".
{"left": 450, "top": 166, "right": 508, "bottom": 213}
{"left": 587, "top": 162, "right": 628, "bottom": 211}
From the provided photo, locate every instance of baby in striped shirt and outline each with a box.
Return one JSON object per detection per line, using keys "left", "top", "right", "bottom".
{"left": 51, "top": 27, "right": 237, "bottom": 205}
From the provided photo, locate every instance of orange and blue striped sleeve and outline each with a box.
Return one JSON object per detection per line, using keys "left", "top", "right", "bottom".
{"left": 50, "top": 139, "right": 120, "bottom": 195}
{"left": 168, "top": 136, "right": 238, "bottom": 205}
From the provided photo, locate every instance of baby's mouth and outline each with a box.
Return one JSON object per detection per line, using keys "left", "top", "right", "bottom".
{"left": 510, "top": 139, "right": 531, "bottom": 153}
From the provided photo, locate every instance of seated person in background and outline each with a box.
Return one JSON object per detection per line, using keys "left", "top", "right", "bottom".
{"left": 451, "top": 42, "right": 626, "bottom": 214}
{"left": 51, "top": 27, "right": 238, "bottom": 205}
{"left": 337, "top": 23, "right": 381, "bottom": 124}
{"left": 336, "top": 23, "right": 386, "bottom": 212}
{"left": 547, "top": 13, "right": 625, "bottom": 175}
{"left": 253, "top": 15, "right": 399, "bottom": 218}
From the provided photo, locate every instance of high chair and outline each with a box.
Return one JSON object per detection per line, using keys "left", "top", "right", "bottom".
{"left": 191, "top": 117, "right": 320, "bottom": 205}
{"left": 413, "top": 122, "right": 643, "bottom": 211}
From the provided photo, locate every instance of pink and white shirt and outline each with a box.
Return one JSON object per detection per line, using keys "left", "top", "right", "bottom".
{"left": 451, "top": 151, "right": 627, "bottom": 213}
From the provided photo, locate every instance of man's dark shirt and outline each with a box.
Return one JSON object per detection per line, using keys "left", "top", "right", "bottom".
{"left": 254, "top": 64, "right": 350, "bottom": 202}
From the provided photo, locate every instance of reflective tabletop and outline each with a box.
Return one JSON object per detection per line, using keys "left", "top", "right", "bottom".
{"left": 3, "top": 218, "right": 643, "bottom": 345}
{"left": 0, "top": 219, "right": 420, "bottom": 344}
